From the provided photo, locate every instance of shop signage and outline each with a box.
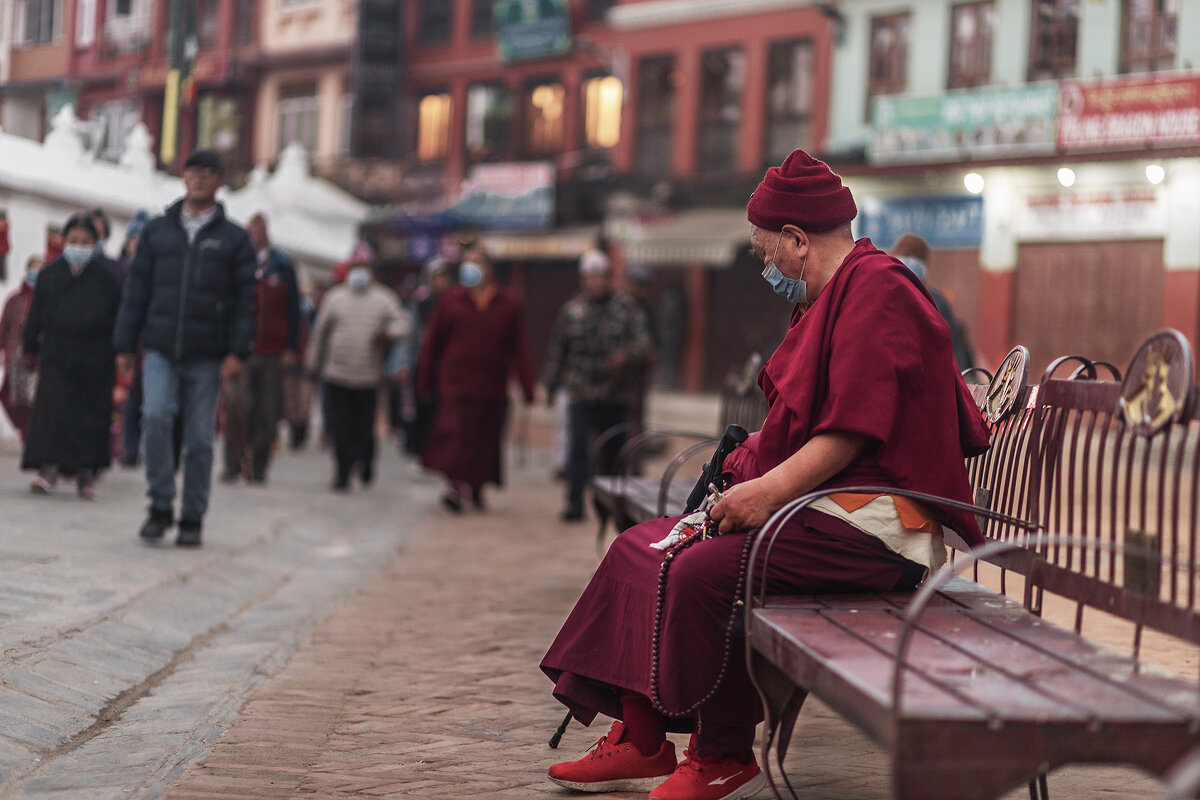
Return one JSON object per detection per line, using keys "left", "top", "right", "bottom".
{"left": 1014, "top": 188, "right": 1167, "bottom": 241}
{"left": 858, "top": 195, "right": 984, "bottom": 249}
{"left": 448, "top": 162, "right": 555, "bottom": 230}
{"left": 494, "top": 0, "right": 571, "bottom": 63}
{"left": 870, "top": 85, "right": 1057, "bottom": 164}
{"left": 352, "top": 0, "right": 404, "bottom": 159}
{"left": 1058, "top": 73, "right": 1200, "bottom": 152}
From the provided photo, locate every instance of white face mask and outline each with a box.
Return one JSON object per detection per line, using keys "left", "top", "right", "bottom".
{"left": 347, "top": 267, "right": 371, "bottom": 290}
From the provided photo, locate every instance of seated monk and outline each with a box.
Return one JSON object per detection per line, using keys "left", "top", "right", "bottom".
{"left": 540, "top": 149, "right": 991, "bottom": 800}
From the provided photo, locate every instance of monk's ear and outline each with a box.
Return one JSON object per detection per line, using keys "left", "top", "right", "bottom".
{"left": 781, "top": 225, "right": 810, "bottom": 256}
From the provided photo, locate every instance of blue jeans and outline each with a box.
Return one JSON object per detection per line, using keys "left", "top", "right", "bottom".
{"left": 141, "top": 350, "right": 221, "bottom": 520}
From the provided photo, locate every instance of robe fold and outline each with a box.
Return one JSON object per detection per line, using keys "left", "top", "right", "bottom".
{"left": 541, "top": 239, "right": 990, "bottom": 729}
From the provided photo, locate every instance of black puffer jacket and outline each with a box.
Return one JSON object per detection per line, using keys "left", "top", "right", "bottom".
{"left": 114, "top": 200, "right": 257, "bottom": 362}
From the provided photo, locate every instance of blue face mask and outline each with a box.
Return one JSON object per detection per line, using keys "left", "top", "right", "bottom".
{"left": 760, "top": 232, "right": 808, "bottom": 305}
{"left": 24, "top": 270, "right": 37, "bottom": 287}
{"left": 459, "top": 261, "right": 483, "bottom": 288}
{"left": 63, "top": 245, "right": 93, "bottom": 268}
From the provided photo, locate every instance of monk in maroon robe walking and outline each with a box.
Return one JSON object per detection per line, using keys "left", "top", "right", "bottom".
{"left": 541, "top": 149, "right": 990, "bottom": 800}
{"left": 0, "top": 256, "right": 44, "bottom": 441}
{"left": 417, "top": 250, "right": 536, "bottom": 511}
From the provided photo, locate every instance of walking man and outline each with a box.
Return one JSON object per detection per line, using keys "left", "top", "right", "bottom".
{"left": 114, "top": 149, "right": 257, "bottom": 547}
{"left": 221, "top": 212, "right": 301, "bottom": 484}
{"left": 542, "top": 250, "right": 654, "bottom": 522}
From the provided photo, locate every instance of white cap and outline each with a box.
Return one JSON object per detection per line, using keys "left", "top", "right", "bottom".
{"left": 579, "top": 249, "right": 611, "bottom": 276}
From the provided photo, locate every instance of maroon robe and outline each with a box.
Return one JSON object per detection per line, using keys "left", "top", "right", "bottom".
{"left": 417, "top": 285, "right": 535, "bottom": 488}
{"left": 541, "top": 239, "right": 990, "bottom": 740}
{"left": 0, "top": 283, "right": 34, "bottom": 439}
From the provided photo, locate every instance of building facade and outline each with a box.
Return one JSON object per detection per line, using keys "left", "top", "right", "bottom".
{"left": 825, "top": 0, "right": 1200, "bottom": 374}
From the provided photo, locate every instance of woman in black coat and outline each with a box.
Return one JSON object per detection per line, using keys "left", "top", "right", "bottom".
{"left": 22, "top": 212, "right": 124, "bottom": 498}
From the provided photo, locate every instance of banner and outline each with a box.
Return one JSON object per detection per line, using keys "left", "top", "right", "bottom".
{"left": 871, "top": 85, "right": 1057, "bottom": 164}
{"left": 1058, "top": 73, "right": 1200, "bottom": 152}
{"left": 494, "top": 0, "right": 571, "bottom": 63}
{"left": 1014, "top": 188, "right": 1167, "bottom": 241}
{"left": 857, "top": 195, "right": 984, "bottom": 249}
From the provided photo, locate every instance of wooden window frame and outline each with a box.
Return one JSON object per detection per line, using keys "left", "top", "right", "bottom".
{"left": 867, "top": 12, "right": 909, "bottom": 121}
{"left": 1119, "top": 0, "right": 1177, "bottom": 74}
{"left": 947, "top": 0, "right": 993, "bottom": 90}
{"left": 1027, "top": 0, "right": 1079, "bottom": 81}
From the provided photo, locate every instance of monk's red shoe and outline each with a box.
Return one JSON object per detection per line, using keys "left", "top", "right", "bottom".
{"left": 649, "top": 746, "right": 765, "bottom": 800}
{"left": 547, "top": 721, "right": 676, "bottom": 793}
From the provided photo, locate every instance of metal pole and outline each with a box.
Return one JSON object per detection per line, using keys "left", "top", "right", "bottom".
{"left": 160, "top": 0, "right": 184, "bottom": 169}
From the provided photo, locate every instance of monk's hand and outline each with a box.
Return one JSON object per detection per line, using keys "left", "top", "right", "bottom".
{"left": 708, "top": 477, "right": 785, "bottom": 534}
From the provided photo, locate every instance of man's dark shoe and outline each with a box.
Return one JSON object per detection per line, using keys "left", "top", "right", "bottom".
{"left": 561, "top": 508, "right": 585, "bottom": 523}
{"left": 139, "top": 508, "right": 174, "bottom": 541}
{"left": 175, "top": 518, "right": 203, "bottom": 547}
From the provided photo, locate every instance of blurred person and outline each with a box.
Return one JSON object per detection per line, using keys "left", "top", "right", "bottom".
{"left": 0, "top": 209, "right": 9, "bottom": 281}
{"left": 306, "top": 262, "right": 409, "bottom": 491}
{"left": 542, "top": 150, "right": 989, "bottom": 799}
{"left": 282, "top": 285, "right": 317, "bottom": 449}
{"left": 45, "top": 225, "right": 63, "bottom": 263}
{"left": 402, "top": 256, "right": 454, "bottom": 463}
{"left": 114, "top": 149, "right": 257, "bottom": 547}
{"left": 116, "top": 210, "right": 151, "bottom": 466}
{"left": 542, "top": 249, "right": 655, "bottom": 522}
{"left": 21, "top": 213, "right": 123, "bottom": 498}
{"left": 417, "top": 250, "right": 535, "bottom": 512}
{"left": 220, "top": 212, "right": 301, "bottom": 484}
{"left": 0, "top": 255, "right": 45, "bottom": 440}
{"left": 90, "top": 208, "right": 112, "bottom": 255}
{"left": 890, "top": 233, "right": 976, "bottom": 371}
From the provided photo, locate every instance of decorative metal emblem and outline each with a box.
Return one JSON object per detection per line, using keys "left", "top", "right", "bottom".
{"left": 985, "top": 346, "right": 1030, "bottom": 423}
{"left": 1119, "top": 330, "right": 1193, "bottom": 437}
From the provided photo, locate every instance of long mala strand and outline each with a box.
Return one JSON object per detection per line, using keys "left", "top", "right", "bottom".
{"left": 648, "top": 528, "right": 756, "bottom": 717}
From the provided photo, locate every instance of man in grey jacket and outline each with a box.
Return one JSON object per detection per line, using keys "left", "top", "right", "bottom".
{"left": 114, "top": 149, "right": 257, "bottom": 547}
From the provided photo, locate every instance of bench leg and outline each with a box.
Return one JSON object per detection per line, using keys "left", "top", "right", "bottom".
{"left": 748, "top": 649, "right": 808, "bottom": 800}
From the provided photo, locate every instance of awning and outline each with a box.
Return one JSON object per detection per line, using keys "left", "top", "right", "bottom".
{"left": 612, "top": 208, "right": 750, "bottom": 267}
{"left": 477, "top": 226, "right": 600, "bottom": 260}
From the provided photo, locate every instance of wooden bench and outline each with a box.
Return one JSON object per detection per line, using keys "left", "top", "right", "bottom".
{"left": 590, "top": 354, "right": 768, "bottom": 539}
{"left": 744, "top": 331, "right": 1200, "bottom": 800}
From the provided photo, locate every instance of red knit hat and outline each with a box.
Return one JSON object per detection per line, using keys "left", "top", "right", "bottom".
{"left": 746, "top": 149, "right": 857, "bottom": 233}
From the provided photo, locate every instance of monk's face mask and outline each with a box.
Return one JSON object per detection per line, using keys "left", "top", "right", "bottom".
{"left": 761, "top": 231, "right": 808, "bottom": 305}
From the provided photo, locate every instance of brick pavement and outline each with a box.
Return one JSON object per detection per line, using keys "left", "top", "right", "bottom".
{"left": 158, "top": 420, "right": 1173, "bottom": 800}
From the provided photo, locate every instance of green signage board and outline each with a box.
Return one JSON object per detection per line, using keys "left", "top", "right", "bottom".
{"left": 494, "top": 0, "right": 571, "bottom": 63}
{"left": 871, "top": 84, "right": 1058, "bottom": 164}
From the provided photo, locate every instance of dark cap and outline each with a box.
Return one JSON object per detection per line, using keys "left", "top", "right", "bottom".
{"left": 183, "top": 149, "right": 224, "bottom": 174}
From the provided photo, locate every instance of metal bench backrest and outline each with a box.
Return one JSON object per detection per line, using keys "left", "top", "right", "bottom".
{"left": 718, "top": 352, "right": 769, "bottom": 433}
{"left": 966, "top": 332, "right": 1200, "bottom": 650}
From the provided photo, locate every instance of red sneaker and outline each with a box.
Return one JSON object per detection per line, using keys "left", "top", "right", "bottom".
{"left": 547, "top": 720, "right": 677, "bottom": 793}
{"left": 649, "top": 745, "right": 765, "bottom": 800}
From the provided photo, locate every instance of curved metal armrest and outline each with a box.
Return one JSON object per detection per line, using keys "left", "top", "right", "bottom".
{"left": 609, "top": 428, "right": 715, "bottom": 483}
{"left": 960, "top": 367, "right": 993, "bottom": 384}
{"left": 656, "top": 438, "right": 720, "bottom": 515}
{"left": 589, "top": 421, "right": 641, "bottom": 476}
{"left": 744, "top": 485, "right": 1040, "bottom": 611}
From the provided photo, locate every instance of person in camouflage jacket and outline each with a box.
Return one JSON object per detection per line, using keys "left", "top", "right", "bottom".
{"left": 542, "top": 250, "right": 655, "bottom": 521}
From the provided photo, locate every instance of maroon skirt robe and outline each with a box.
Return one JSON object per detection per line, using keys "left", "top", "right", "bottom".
{"left": 541, "top": 240, "right": 990, "bottom": 738}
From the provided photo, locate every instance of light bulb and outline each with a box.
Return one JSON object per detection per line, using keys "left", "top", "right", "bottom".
{"left": 964, "top": 172, "right": 985, "bottom": 194}
{"left": 1057, "top": 167, "right": 1075, "bottom": 187}
{"left": 1146, "top": 164, "right": 1165, "bottom": 185}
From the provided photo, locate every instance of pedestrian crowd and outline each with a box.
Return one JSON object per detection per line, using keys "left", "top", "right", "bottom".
{"left": 0, "top": 147, "right": 671, "bottom": 549}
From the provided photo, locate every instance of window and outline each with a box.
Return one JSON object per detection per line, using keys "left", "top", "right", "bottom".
{"left": 696, "top": 47, "right": 744, "bottom": 173}
{"left": 416, "top": 91, "right": 452, "bottom": 163}
{"left": 1120, "top": 0, "right": 1177, "bottom": 73}
{"left": 194, "top": 0, "right": 218, "bottom": 50}
{"left": 76, "top": 0, "right": 96, "bottom": 46}
{"left": 418, "top": 0, "right": 452, "bottom": 45}
{"left": 582, "top": 75, "right": 622, "bottom": 149}
{"left": 100, "top": 0, "right": 151, "bottom": 56}
{"left": 523, "top": 80, "right": 564, "bottom": 156}
{"left": 471, "top": 0, "right": 494, "bottom": 38}
{"left": 17, "top": 0, "right": 61, "bottom": 45}
{"left": 1028, "top": 0, "right": 1078, "bottom": 80}
{"left": 278, "top": 83, "right": 320, "bottom": 155}
{"left": 765, "top": 39, "right": 813, "bottom": 167}
{"left": 339, "top": 91, "right": 355, "bottom": 157}
{"left": 867, "top": 12, "right": 909, "bottom": 119}
{"left": 948, "top": 2, "right": 993, "bottom": 89}
{"left": 584, "top": 0, "right": 614, "bottom": 23}
{"left": 92, "top": 99, "right": 139, "bottom": 162}
{"left": 634, "top": 55, "right": 675, "bottom": 177}
{"left": 234, "top": 0, "right": 256, "bottom": 46}
{"left": 466, "top": 83, "right": 515, "bottom": 161}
